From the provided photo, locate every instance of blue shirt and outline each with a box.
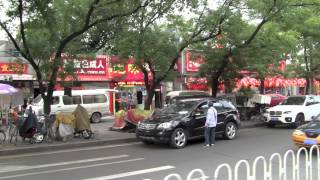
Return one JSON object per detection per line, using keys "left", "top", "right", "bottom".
{"left": 206, "top": 107, "right": 217, "bottom": 127}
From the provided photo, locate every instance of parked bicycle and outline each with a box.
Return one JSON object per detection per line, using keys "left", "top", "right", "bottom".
{"left": 8, "top": 118, "right": 19, "bottom": 145}
{"left": 0, "top": 129, "right": 5, "bottom": 144}
{"left": 39, "top": 114, "right": 56, "bottom": 143}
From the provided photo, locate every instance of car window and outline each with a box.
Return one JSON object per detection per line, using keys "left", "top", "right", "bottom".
{"left": 83, "top": 95, "right": 94, "bottom": 104}
{"left": 63, "top": 96, "right": 81, "bottom": 105}
{"left": 94, "top": 95, "right": 107, "bottom": 103}
{"left": 220, "top": 100, "right": 236, "bottom": 110}
{"left": 72, "top": 96, "right": 82, "bottom": 104}
{"left": 195, "top": 102, "right": 209, "bottom": 116}
{"left": 306, "top": 96, "right": 319, "bottom": 105}
{"left": 307, "top": 122, "right": 320, "bottom": 128}
{"left": 213, "top": 102, "right": 224, "bottom": 112}
{"left": 51, "top": 96, "right": 59, "bottom": 105}
{"left": 282, "top": 96, "right": 305, "bottom": 105}
{"left": 162, "top": 100, "right": 198, "bottom": 114}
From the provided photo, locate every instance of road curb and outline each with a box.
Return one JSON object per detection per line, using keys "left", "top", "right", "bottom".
{"left": 0, "top": 123, "right": 265, "bottom": 156}
{"left": 0, "top": 137, "right": 139, "bottom": 156}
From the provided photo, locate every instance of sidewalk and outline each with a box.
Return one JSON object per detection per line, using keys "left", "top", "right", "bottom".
{"left": 0, "top": 116, "right": 266, "bottom": 156}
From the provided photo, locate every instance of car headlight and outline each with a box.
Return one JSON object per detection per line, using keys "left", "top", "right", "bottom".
{"left": 157, "top": 122, "right": 174, "bottom": 130}
{"left": 284, "top": 111, "right": 292, "bottom": 114}
{"left": 293, "top": 130, "right": 305, "bottom": 136}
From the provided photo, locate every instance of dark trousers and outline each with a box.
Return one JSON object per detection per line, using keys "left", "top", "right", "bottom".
{"left": 205, "top": 127, "right": 216, "bottom": 145}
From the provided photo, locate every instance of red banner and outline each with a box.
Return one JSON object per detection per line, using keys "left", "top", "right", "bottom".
{"left": 60, "top": 55, "right": 111, "bottom": 81}
{"left": 0, "top": 63, "right": 28, "bottom": 74}
{"left": 185, "top": 50, "right": 204, "bottom": 72}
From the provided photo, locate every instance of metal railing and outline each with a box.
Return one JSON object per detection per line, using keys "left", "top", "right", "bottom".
{"left": 161, "top": 145, "right": 320, "bottom": 180}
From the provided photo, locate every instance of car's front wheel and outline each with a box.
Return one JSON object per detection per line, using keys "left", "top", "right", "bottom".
{"left": 91, "top": 112, "right": 101, "bottom": 123}
{"left": 224, "top": 122, "right": 238, "bottom": 140}
{"left": 170, "top": 128, "right": 187, "bottom": 148}
{"left": 294, "top": 114, "right": 304, "bottom": 128}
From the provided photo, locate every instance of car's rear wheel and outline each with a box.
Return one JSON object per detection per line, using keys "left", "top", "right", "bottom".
{"left": 91, "top": 112, "right": 101, "bottom": 123}
{"left": 224, "top": 122, "right": 238, "bottom": 140}
{"left": 170, "top": 128, "right": 187, "bottom": 148}
{"left": 294, "top": 114, "right": 304, "bottom": 128}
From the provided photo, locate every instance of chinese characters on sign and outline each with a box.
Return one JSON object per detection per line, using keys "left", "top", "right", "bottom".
{"left": 0, "top": 63, "right": 28, "bottom": 74}
{"left": 63, "top": 57, "right": 107, "bottom": 75}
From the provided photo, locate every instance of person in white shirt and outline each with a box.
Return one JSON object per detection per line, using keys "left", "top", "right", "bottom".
{"left": 23, "top": 99, "right": 35, "bottom": 117}
{"left": 204, "top": 101, "right": 217, "bottom": 147}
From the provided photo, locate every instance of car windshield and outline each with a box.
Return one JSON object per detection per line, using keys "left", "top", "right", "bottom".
{"left": 282, "top": 96, "right": 305, "bottom": 105}
{"left": 161, "top": 101, "right": 198, "bottom": 114}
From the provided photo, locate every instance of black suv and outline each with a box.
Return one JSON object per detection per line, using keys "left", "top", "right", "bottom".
{"left": 136, "top": 98, "right": 241, "bottom": 148}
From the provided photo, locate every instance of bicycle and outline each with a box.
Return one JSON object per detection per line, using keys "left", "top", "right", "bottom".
{"left": 0, "top": 129, "right": 5, "bottom": 144}
{"left": 40, "top": 114, "right": 56, "bottom": 143}
{"left": 7, "top": 118, "right": 19, "bottom": 145}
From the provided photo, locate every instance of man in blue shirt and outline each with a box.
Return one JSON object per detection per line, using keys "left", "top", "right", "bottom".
{"left": 204, "top": 101, "right": 217, "bottom": 147}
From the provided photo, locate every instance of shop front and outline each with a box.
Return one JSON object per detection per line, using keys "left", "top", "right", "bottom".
{"left": 0, "top": 60, "right": 35, "bottom": 98}
{"left": 57, "top": 55, "right": 116, "bottom": 113}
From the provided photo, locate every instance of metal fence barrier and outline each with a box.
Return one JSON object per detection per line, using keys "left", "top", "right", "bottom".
{"left": 161, "top": 145, "right": 320, "bottom": 180}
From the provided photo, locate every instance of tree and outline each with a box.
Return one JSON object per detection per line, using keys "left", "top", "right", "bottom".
{"left": 278, "top": 3, "right": 320, "bottom": 94}
{"left": 0, "top": 0, "right": 147, "bottom": 115}
{"left": 113, "top": 0, "right": 233, "bottom": 109}
{"left": 198, "top": 0, "right": 315, "bottom": 97}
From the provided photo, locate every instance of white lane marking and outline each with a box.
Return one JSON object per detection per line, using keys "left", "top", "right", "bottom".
{"left": 0, "top": 158, "right": 144, "bottom": 180}
{"left": 83, "top": 165, "right": 175, "bottom": 180}
{"left": 0, "top": 142, "right": 140, "bottom": 160}
{"left": 0, "top": 155, "right": 128, "bottom": 173}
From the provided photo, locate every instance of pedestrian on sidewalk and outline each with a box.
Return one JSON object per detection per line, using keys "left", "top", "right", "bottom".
{"left": 204, "top": 101, "right": 217, "bottom": 147}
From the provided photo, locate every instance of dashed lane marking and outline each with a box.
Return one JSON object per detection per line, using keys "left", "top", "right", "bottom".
{"left": 0, "top": 142, "right": 141, "bottom": 160}
{"left": 0, "top": 158, "right": 144, "bottom": 180}
{"left": 83, "top": 165, "right": 175, "bottom": 180}
{"left": 0, "top": 154, "right": 129, "bottom": 173}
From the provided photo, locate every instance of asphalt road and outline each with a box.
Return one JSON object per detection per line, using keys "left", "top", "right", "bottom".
{"left": 0, "top": 126, "right": 315, "bottom": 180}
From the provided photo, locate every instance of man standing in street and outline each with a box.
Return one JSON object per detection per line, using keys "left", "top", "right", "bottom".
{"left": 204, "top": 101, "right": 217, "bottom": 147}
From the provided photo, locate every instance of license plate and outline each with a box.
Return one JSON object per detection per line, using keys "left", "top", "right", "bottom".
{"left": 304, "top": 139, "right": 318, "bottom": 145}
{"left": 271, "top": 118, "right": 278, "bottom": 121}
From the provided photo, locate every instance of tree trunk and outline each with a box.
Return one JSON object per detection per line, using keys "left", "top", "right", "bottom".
{"left": 211, "top": 75, "right": 220, "bottom": 98}
{"left": 144, "top": 88, "right": 155, "bottom": 110}
{"left": 43, "top": 95, "right": 51, "bottom": 115}
{"left": 211, "top": 50, "right": 231, "bottom": 97}
{"left": 259, "top": 78, "right": 265, "bottom": 94}
{"left": 305, "top": 77, "right": 312, "bottom": 95}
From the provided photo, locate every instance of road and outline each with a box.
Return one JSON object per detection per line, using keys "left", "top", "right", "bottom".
{"left": 0, "top": 126, "right": 312, "bottom": 180}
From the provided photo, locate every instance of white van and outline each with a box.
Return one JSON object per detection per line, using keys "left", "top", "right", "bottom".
{"left": 32, "top": 89, "right": 116, "bottom": 123}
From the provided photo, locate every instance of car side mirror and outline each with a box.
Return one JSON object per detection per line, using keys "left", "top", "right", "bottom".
{"left": 192, "top": 111, "right": 201, "bottom": 117}
{"left": 306, "top": 102, "right": 313, "bottom": 106}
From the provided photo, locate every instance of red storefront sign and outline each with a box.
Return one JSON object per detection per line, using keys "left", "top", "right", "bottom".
{"left": 110, "top": 56, "right": 146, "bottom": 84}
{"left": 185, "top": 50, "right": 204, "bottom": 72}
{"left": 0, "top": 63, "right": 28, "bottom": 74}
{"left": 60, "top": 55, "right": 111, "bottom": 81}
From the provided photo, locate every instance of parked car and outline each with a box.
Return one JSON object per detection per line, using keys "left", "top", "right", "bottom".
{"left": 32, "top": 89, "right": 116, "bottom": 123}
{"left": 264, "top": 95, "right": 320, "bottom": 128}
{"left": 292, "top": 114, "right": 320, "bottom": 148}
{"left": 164, "top": 90, "right": 210, "bottom": 105}
{"left": 136, "top": 98, "right": 241, "bottom": 148}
